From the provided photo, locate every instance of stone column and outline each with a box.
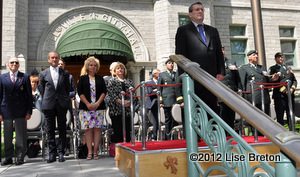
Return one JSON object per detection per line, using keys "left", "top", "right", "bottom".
{"left": 127, "top": 62, "right": 143, "bottom": 96}
{"left": 2, "top": 0, "right": 29, "bottom": 73}
{"left": 18, "top": 54, "right": 26, "bottom": 73}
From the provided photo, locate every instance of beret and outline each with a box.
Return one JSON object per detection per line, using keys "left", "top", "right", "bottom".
{"left": 247, "top": 50, "right": 258, "bottom": 56}
{"left": 165, "top": 58, "right": 173, "bottom": 64}
{"left": 274, "top": 52, "right": 283, "bottom": 58}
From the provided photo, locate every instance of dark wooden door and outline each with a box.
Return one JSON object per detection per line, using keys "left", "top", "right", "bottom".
{"left": 65, "top": 64, "right": 110, "bottom": 87}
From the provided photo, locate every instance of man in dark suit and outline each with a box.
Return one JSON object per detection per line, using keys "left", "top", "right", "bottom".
{"left": 219, "top": 46, "right": 242, "bottom": 130}
{"left": 39, "top": 51, "right": 70, "bottom": 163}
{"left": 175, "top": 2, "right": 225, "bottom": 114}
{"left": 269, "top": 52, "right": 297, "bottom": 128}
{"left": 146, "top": 69, "right": 160, "bottom": 140}
{"left": 0, "top": 57, "right": 33, "bottom": 166}
{"left": 157, "top": 59, "right": 183, "bottom": 140}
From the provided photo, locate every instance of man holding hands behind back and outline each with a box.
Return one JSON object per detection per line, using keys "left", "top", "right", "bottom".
{"left": 0, "top": 57, "right": 32, "bottom": 166}
{"left": 39, "top": 51, "right": 70, "bottom": 163}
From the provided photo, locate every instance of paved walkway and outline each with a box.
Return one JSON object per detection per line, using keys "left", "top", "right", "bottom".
{"left": 0, "top": 154, "right": 125, "bottom": 177}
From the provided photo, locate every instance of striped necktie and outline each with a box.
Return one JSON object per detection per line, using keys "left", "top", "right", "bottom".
{"left": 11, "top": 73, "right": 15, "bottom": 83}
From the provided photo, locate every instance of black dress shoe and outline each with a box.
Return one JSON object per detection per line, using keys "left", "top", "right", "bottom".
{"left": 15, "top": 159, "right": 24, "bottom": 166}
{"left": 58, "top": 154, "right": 65, "bottom": 162}
{"left": 1, "top": 159, "right": 13, "bottom": 166}
{"left": 47, "top": 154, "right": 56, "bottom": 163}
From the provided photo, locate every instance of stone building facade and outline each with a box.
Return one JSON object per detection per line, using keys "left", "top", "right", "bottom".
{"left": 2, "top": 0, "right": 300, "bottom": 91}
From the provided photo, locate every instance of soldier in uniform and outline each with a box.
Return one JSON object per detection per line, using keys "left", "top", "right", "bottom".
{"left": 269, "top": 52, "right": 297, "bottom": 127}
{"left": 239, "top": 50, "right": 278, "bottom": 115}
{"left": 157, "top": 59, "right": 183, "bottom": 140}
{"left": 219, "top": 46, "right": 242, "bottom": 130}
{"left": 239, "top": 50, "right": 279, "bottom": 136}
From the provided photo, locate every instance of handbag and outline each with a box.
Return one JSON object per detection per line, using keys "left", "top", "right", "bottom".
{"left": 109, "top": 143, "right": 115, "bottom": 157}
{"left": 77, "top": 143, "right": 88, "bottom": 159}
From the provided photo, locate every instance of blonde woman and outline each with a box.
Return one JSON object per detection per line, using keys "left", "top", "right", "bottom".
{"left": 107, "top": 62, "right": 139, "bottom": 143}
{"left": 77, "top": 57, "right": 106, "bottom": 160}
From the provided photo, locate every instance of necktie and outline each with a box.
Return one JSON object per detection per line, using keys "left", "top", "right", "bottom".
{"left": 11, "top": 73, "right": 15, "bottom": 83}
{"left": 198, "top": 24, "right": 207, "bottom": 45}
{"left": 53, "top": 68, "right": 58, "bottom": 89}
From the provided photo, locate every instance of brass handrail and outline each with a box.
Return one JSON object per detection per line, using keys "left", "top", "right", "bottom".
{"left": 170, "top": 54, "right": 300, "bottom": 164}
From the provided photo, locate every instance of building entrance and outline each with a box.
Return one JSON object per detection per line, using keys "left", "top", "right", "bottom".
{"left": 63, "top": 54, "right": 128, "bottom": 87}
{"left": 55, "top": 19, "right": 134, "bottom": 87}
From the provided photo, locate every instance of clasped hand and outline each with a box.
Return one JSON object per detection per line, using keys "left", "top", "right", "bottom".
{"left": 87, "top": 103, "right": 98, "bottom": 111}
{"left": 272, "top": 73, "right": 280, "bottom": 81}
{"left": 124, "top": 100, "right": 131, "bottom": 108}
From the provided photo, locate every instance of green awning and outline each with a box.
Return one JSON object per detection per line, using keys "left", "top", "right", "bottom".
{"left": 56, "top": 20, "right": 134, "bottom": 61}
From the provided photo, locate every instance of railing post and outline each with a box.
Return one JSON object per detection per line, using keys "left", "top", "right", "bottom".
{"left": 275, "top": 152, "right": 297, "bottom": 177}
{"left": 238, "top": 89, "right": 244, "bottom": 136}
{"left": 181, "top": 73, "right": 199, "bottom": 177}
{"left": 141, "top": 81, "right": 147, "bottom": 149}
{"left": 260, "top": 85, "right": 265, "bottom": 138}
{"left": 121, "top": 91, "right": 126, "bottom": 143}
{"left": 286, "top": 80, "right": 295, "bottom": 131}
{"left": 129, "top": 87, "right": 135, "bottom": 146}
{"left": 250, "top": 80, "right": 258, "bottom": 142}
{"left": 157, "top": 91, "right": 162, "bottom": 141}
{"left": 260, "top": 85, "right": 265, "bottom": 113}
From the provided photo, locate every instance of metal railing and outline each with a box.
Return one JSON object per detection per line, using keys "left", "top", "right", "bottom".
{"left": 169, "top": 54, "right": 300, "bottom": 177}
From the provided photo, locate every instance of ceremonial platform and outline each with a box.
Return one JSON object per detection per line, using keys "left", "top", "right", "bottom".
{"left": 114, "top": 136, "right": 293, "bottom": 177}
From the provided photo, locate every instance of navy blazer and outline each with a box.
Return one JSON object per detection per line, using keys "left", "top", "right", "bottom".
{"left": 77, "top": 74, "right": 107, "bottom": 110}
{"left": 39, "top": 67, "right": 70, "bottom": 110}
{"left": 0, "top": 72, "right": 33, "bottom": 119}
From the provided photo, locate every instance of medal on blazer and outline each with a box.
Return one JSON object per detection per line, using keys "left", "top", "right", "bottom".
{"left": 262, "top": 71, "right": 268, "bottom": 76}
{"left": 20, "top": 85, "right": 24, "bottom": 91}
{"left": 165, "top": 80, "right": 167, "bottom": 85}
{"left": 228, "top": 64, "right": 237, "bottom": 70}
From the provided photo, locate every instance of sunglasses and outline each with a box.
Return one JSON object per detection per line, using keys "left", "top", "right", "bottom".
{"left": 10, "top": 61, "right": 19, "bottom": 64}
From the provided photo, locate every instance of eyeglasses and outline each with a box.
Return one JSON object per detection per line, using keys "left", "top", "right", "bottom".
{"left": 10, "top": 61, "right": 19, "bottom": 64}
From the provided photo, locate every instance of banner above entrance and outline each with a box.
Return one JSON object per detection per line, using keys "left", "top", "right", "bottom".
{"left": 56, "top": 19, "right": 134, "bottom": 61}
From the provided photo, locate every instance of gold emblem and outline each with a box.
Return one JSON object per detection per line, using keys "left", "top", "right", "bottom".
{"left": 164, "top": 156, "right": 178, "bottom": 174}
{"left": 20, "top": 85, "right": 24, "bottom": 91}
